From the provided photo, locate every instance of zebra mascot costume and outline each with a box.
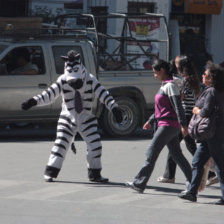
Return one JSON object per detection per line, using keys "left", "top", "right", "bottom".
{"left": 22, "top": 50, "right": 122, "bottom": 183}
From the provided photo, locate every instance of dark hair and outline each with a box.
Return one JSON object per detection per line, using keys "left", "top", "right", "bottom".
{"left": 178, "top": 55, "right": 200, "bottom": 96}
{"left": 14, "top": 47, "right": 30, "bottom": 62}
{"left": 169, "top": 59, "right": 178, "bottom": 75}
{"left": 152, "top": 59, "right": 172, "bottom": 77}
{"left": 206, "top": 61, "right": 224, "bottom": 91}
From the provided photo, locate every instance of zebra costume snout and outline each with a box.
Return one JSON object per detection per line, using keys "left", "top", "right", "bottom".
{"left": 67, "top": 78, "right": 83, "bottom": 90}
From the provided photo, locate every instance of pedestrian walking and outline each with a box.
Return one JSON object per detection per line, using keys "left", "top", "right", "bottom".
{"left": 157, "top": 55, "right": 200, "bottom": 183}
{"left": 179, "top": 61, "right": 224, "bottom": 205}
{"left": 126, "top": 59, "right": 192, "bottom": 193}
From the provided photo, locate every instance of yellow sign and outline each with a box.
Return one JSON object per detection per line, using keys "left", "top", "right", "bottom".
{"left": 136, "top": 24, "right": 149, "bottom": 35}
{"left": 185, "top": 0, "right": 223, "bottom": 14}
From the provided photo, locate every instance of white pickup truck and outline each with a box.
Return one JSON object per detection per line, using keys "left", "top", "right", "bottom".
{"left": 0, "top": 13, "right": 169, "bottom": 136}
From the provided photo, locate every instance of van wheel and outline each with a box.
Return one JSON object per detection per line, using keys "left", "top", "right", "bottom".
{"left": 101, "top": 97, "right": 140, "bottom": 137}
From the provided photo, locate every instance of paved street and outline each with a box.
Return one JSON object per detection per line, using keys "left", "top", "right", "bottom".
{"left": 0, "top": 129, "right": 223, "bottom": 224}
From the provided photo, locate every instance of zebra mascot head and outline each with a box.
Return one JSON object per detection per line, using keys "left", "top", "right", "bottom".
{"left": 61, "top": 50, "right": 86, "bottom": 90}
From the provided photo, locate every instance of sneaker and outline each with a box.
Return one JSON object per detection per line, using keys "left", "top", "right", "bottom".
{"left": 206, "top": 176, "right": 219, "bottom": 186}
{"left": 213, "top": 198, "right": 224, "bottom": 205}
{"left": 126, "top": 181, "right": 144, "bottom": 194}
{"left": 44, "top": 175, "right": 53, "bottom": 182}
{"left": 180, "top": 190, "right": 187, "bottom": 195}
{"left": 157, "top": 176, "right": 175, "bottom": 183}
{"left": 178, "top": 191, "right": 197, "bottom": 202}
{"left": 89, "top": 176, "right": 109, "bottom": 183}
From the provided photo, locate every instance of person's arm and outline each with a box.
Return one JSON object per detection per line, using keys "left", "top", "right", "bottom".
{"left": 166, "top": 82, "right": 187, "bottom": 126}
{"left": 19, "top": 63, "right": 39, "bottom": 75}
{"left": 193, "top": 107, "right": 200, "bottom": 115}
{"left": 18, "top": 69, "right": 38, "bottom": 75}
{"left": 91, "top": 74, "right": 122, "bottom": 123}
{"left": 166, "top": 82, "right": 188, "bottom": 136}
{"left": 22, "top": 76, "right": 63, "bottom": 110}
{"left": 91, "top": 74, "right": 118, "bottom": 111}
{"left": 143, "top": 113, "right": 155, "bottom": 130}
{"left": 199, "top": 88, "right": 216, "bottom": 117}
{"left": 34, "top": 77, "right": 62, "bottom": 106}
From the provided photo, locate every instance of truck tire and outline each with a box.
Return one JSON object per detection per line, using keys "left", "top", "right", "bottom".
{"left": 101, "top": 96, "right": 140, "bottom": 137}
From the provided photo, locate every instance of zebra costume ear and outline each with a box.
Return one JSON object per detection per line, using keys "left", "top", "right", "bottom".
{"left": 61, "top": 50, "right": 80, "bottom": 62}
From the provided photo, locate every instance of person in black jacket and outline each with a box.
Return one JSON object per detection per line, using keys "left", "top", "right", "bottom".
{"left": 179, "top": 61, "right": 224, "bottom": 205}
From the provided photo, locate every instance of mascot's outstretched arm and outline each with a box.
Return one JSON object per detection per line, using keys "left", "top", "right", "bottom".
{"left": 21, "top": 77, "right": 63, "bottom": 111}
{"left": 91, "top": 75, "right": 123, "bottom": 123}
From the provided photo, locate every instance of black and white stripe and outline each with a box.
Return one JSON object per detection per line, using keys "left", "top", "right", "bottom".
{"left": 182, "top": 83, "right": 196, "bottom": 116}
{"left": 32, "top": 62, "right": 117, "bottom": 178}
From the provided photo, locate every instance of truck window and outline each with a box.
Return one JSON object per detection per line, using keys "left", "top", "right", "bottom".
{"left": 52, "top": 46, "right": 84, "bottom": 74}
{"left": 0, "top": 46, "right": 45, "bottom": 76}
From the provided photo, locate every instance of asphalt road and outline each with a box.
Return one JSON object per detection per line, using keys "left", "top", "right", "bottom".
{"left": 0, "top": 128, "right": 223, "bottom": 224}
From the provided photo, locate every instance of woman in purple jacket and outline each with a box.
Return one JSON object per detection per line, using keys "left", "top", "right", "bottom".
{"left": 126, "top": 59, "right": 192, "bottom": 193}
{"left": 158, "top": 55, "right": 200, "bottom": 183}
{"left": 179, "top": 61, "right": 224, "bottom": 205}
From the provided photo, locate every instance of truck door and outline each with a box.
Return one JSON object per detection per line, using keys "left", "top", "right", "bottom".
{"left": 0, "top": 44, "right": 51, "bottom": 120}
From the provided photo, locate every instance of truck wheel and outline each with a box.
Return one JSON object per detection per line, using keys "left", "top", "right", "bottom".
{"left": 101, "top": 97, "right": 140, "bottom": 137}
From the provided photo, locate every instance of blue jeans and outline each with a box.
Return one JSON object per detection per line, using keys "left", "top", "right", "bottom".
{"left": 188, "top": 132, "right": 224, "bottom": 199}
{"left": 163, "top": 115, "right": 197, "bottom": 179}
{"left": 133, "top": 126, "right": 192, "bottom": 190}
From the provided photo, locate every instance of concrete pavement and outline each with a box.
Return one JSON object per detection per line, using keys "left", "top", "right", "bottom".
{"left": 0, "top": 131, "right": 223, "bottom": 224}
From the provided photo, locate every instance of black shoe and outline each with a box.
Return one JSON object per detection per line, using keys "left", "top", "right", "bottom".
{"left": 126, "top": 181, "right": 144, "bottom": 194}
{"left": 89, "top": 176, "right": 109, "bottom": 183}
{"left": 178, "top": 191, "right": 197, "bottom": 202}
{"left": 44, "top": 175, "right": 54, "bottom": 182}
{"left": 88, "top": 168, "right": 109, "bottom": 183}
{"left": 213, "top": 199, "right": 224, "bottom": 205}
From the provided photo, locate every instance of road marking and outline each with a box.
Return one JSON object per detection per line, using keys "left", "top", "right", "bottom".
{"left": 0, "top": 179, "right": 26, "bottom": 189}
{"left": 6, "top": 183, "right": 86, "bottom": 200}
{"left": 86, "top": 191, "right": 145, "bottom": 205}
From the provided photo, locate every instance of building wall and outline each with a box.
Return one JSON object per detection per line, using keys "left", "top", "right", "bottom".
{"left": 83, "top": 0, "right": 170, "bottom": 21}
{"left": 30, "top": 0, "right": 82, "bottom": 20}
{"left": 208, "top": 4, "right": 224, "bottom": 63}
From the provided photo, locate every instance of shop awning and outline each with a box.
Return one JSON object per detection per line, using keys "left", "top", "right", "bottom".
{"left": 185, "top": 0, "right": 223, "bottom": 14}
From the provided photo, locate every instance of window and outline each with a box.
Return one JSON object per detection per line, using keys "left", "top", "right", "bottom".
{"left": 0, "top": 46, "right": 45, "bottom": 75}
{"left": 0, "top": 0, "right": 29, "bottom": 17}
{"left": 52, "top": 46, "right": 84, "bottom": 74}
{"left": 128, "top": 2, "right": 155, "bottom": 13}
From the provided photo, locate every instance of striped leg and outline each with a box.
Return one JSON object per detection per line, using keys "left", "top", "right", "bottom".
{"left": 79, "top": 116, "right": 102, "bottom": 170}
{"left": 44, "top": 116, "right": 76, "bottom": 178}
{"left": 79, "top": 117, "right": 108, "bottom": 182}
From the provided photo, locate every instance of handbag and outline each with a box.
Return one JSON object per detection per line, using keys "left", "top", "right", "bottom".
{"left": 188, "top": 113, "right": 217, "bottom": 141}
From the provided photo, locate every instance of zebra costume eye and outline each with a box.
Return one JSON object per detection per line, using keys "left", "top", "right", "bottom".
{"left": 66, "top": 66, "right": 73, "bottom": 73}
{"left": 73, "top": 67, "right": 79, "bottom": 72}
